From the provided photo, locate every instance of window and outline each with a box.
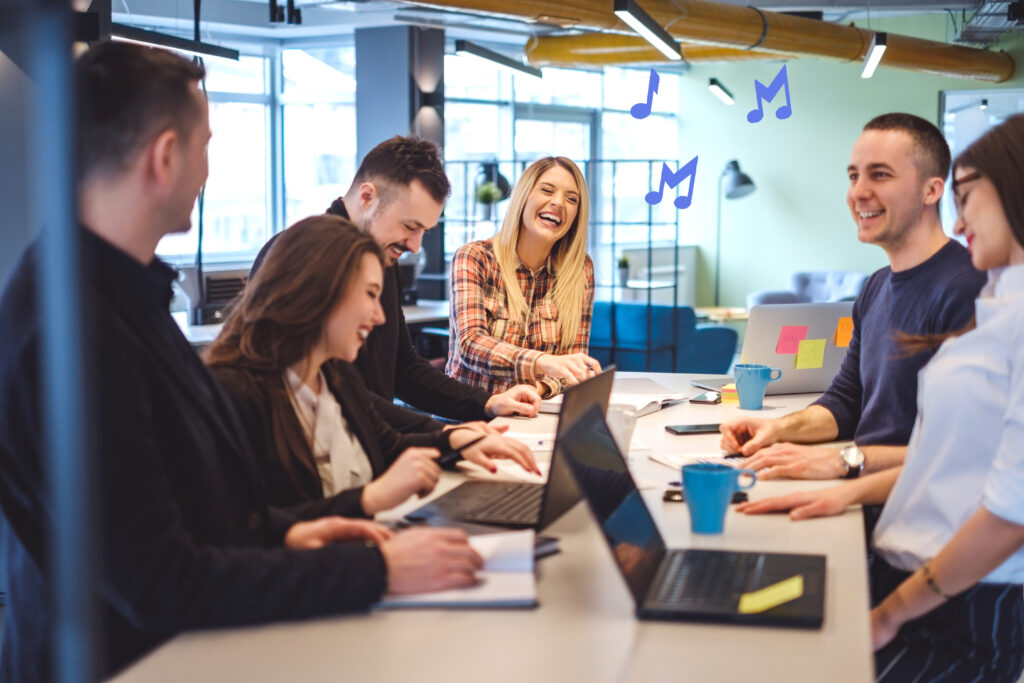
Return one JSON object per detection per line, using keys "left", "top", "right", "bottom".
{"left": 282, "top": 47, "right": 358, "bottom": 227}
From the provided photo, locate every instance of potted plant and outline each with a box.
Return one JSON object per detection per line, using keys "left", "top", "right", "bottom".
{"left": 475, "top": 181, "right": 503, "bottom": 222}
{"left": 617, "top": 254, "right": 630, "bottom": 286}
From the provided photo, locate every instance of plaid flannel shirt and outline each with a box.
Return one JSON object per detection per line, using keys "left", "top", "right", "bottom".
{"left": 446, "top": 240, "right": 594, "bottom": 398}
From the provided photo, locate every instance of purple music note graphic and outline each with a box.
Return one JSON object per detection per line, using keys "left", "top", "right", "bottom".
{"left": 747, "top": 64, "right": 793, "bottom": 123}
{"left": 630, "top": 69, "right": 660, "bottom": 120}
{"left": 645, "top": 156, "right": 699, "bottom": 210}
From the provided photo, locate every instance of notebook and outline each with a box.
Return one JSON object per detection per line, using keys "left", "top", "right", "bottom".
{"left": 377, "top": 529, "right": 537, "bottom": 608}
{"left": 741, "top": 302, "right": 855, "bottom": 395}
{"left": 404, "top": 366, "right": 616, "bottom": 528}
{"left": 559, "top": 405, "right": 826, "bottom": 628}
{"left": 540, "top": 375, "right": 685, "bottom": 417}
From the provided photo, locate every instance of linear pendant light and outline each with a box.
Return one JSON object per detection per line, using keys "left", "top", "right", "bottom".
{"left": 861, "top": 31, "right": 886, "bottom": 79}
{"left": 455, "top": 39, "right": 542, "bottom": 78}
{"left": 707, "top": 77, "right": 735, "bottom": 105}
{"left": 613, "top": 0, "right": 682, "bottom": 61}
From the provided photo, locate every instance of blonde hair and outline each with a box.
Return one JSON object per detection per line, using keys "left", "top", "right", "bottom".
{"left": 493, "top": 157, "right": 590, "bottom": 351}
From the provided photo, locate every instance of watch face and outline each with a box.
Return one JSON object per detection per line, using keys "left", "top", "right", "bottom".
{"left": 842, "top": 446, "right": 865, "bottom": 468}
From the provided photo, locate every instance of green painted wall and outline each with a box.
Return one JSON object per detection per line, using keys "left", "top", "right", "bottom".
{"left": 674, "top": 15, "right": 1024, "bottom": 307}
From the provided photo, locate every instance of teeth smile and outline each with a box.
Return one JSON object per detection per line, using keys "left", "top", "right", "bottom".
{"left": 539, "top": 212, "right": 562, "bottom": 227}
{"left": 357, "top": 329, "right": 369, "bottom": 341}
{"left": 859, "top": 210, "right": 883, "bottom": 218}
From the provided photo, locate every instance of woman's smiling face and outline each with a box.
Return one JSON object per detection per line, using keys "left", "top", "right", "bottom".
{"left": 518, "top": 164, "right": 580, "bottom": 255}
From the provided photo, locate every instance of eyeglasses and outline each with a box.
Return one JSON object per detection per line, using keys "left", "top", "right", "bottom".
{"left": 952, "top": 171, "right": 982, "bottom": 212}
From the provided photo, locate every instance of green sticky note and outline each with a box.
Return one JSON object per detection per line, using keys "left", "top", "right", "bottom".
{"left": 738, "top": 575, "right": 804, "bottom": 614}
{"left": 795, "top": 339, "right": 826, "bottom": 369}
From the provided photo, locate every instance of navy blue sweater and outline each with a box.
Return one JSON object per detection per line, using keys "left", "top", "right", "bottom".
{"left": 814, "top": 240, "right": 985, "bottom": 446}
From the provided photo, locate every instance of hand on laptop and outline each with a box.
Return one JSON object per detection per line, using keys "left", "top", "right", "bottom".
{"left": 736, "top": 484, "right": 858, "bottom": 520}
{"left": 449, "top": 430, "right": 541, "bottom": 476}
{"left": 381, "top": 528, "right": 484, "bottom": 594}
{"left": 485, "top": 384, "right": 542, "bottom": 418}
{"left": 719, "top": 416, "right": 781, "bottom": 456}
{"left": 362, "top": 447, "right": 442, "bottom": 515}
{"left": 743, "top": 444, "right": 844, "bottom": 480}
{"left": 284, "top": 517, "right": 394, "bottom": 550}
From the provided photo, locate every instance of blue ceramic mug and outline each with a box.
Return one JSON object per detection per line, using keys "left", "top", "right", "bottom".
{"left": 682, "top": 463, "right": 757, "bottom": 534}
{"left": 734, "top": 363, "right": 782, "bottom": 410}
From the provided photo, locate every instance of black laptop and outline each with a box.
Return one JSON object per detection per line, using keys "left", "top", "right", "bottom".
{"left": 559, "top": 404, "right": 826, "bottom": 628}
{"left": 405, "top": 366, "right": 616, "bottom": 529}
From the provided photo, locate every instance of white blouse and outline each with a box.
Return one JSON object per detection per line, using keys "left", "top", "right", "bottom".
{"left": 285, "top": 369, "right": 374, "bottom": 497}
{"left": 873, "top": 263, "right": 1024, "bottom": 584}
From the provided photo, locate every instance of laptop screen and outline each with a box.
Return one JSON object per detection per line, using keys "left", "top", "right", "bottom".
{"left": 555, "top": 365, "right": 616, "bottom": 438}
{"left": 557, "top": 404, "right": 666, "bottom": 605}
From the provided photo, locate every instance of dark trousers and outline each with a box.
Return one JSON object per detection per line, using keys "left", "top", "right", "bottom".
{"left": 870, "top": 555, "right": 1024, "bottom": 683}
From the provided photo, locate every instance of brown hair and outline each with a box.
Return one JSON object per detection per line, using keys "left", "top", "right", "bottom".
{"left": 205, "top": 215, "right": 384, "bottom": 495}
{"left": 76, "top": 41, "right": 206, "bottom": 181}
{"left": 863, "top": 113, "right": 951, "bottom": 183}
{"left": 350, "top": 135, "right": 451, "bottom": 205}
{"left": 897, "top": 114, "right": 1024, "bottom": 354}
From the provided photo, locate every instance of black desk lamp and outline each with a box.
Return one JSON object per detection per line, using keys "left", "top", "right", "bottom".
{"left": 715, "top": 160, "right": 756, "bottom": 306}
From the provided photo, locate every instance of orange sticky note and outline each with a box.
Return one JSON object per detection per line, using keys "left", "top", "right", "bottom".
{"left": 833, "top": 317, "right": 854, "bottom": 348}
{"left": 775, "top": 325, "right": 808, "bottom": 354}
{"left": 795, "top": 339, "right": 826, "bottom": 369}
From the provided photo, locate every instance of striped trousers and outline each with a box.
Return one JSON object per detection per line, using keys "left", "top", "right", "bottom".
{"left": 871, "top": 556, "right": 1024, "bottom": 683}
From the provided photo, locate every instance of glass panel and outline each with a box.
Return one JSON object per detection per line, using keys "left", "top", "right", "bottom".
{"left": 514, "top": 119, "right": 590, "bottom": 163}
{"left": 203, "top": 55, "right": 266, "bottom": 95}
{"left": 283, "top": 103, "right": 357, "bottom": 227}
{"left": 283, "top": 47, "right": 356, "bottom": 99}
{"left": 602, "top": 111, "right": 678, "bottom": 160}
{"left": 157, "top": 101, "right": 270, "bottom": 260}
{"left": 602, "top": 66, "right": 678, "bottom": 115}
{"left": 514, "top": 67, "right": 601, "bottom": 108}
{"left": 444, "top": 53, "right": 512, "bottom": 101}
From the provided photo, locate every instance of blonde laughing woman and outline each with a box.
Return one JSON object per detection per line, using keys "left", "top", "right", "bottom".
{"left": 447, "top": 156, "right": 599, "bottom": 399}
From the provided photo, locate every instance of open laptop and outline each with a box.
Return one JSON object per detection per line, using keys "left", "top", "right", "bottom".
{"left": 405, "top": 366, "right": 617, "bottom": 529}
{"left": 741, "top": 301, "right": 855, "bottom": 395}
{"left": 559, "top": 404, "right": 826, "bottom": 628}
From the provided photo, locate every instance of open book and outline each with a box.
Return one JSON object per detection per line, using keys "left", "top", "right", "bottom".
{"left": 540, "top": 391, "right": 686, "bottom": 418}
{"left": 377, "top": 530, "right": 537, "bottom": 609}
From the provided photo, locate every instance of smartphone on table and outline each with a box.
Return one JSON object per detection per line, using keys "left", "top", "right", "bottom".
{"left": 665, "top": 423, "right": 721, "bottom": 435}
{"left": 690, "top": 391, "right": 721, "bottom": 405}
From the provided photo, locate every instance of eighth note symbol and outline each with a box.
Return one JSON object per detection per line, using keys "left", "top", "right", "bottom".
{"left": 630, "top": 68, "right": 660, "bottom": 120}
{"left": 645, "top": 156, "right": 699, "bottom": 210}
{"left": 747, "top": 64, "right": 793, "bottom": 124}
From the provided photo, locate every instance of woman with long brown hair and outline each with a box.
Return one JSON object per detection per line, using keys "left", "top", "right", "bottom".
{"left": 447, "top": 156, "right": 599, "bottom": 398}
{"left": 206, "top": 215, "right": 537, "bottom": 515}
{"left": 738, "top": 115, "right": 1024, "bottom": 682}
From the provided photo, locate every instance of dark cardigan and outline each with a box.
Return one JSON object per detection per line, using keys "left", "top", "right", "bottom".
{"left": 210, "top": 360, "right": 450, "bottom": 514}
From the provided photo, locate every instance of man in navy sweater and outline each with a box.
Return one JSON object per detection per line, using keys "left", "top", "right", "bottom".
{"left": 720, "top": 113, "right": 985, "bottom": 481}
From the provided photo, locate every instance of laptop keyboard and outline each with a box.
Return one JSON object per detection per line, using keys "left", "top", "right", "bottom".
{"left": 653, "top": 550, "right": 762, "bottom": 610}
{"left": 456, "top": 483, "right": 543, "bottom": 525}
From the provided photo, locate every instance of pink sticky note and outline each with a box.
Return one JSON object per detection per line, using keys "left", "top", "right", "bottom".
{"left": 775, "top": 325, "right": 809, "bottom": 354}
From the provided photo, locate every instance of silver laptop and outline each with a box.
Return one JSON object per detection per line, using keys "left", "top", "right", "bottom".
{"left": 741, "top": 302, "right": 854, "bottom": 395}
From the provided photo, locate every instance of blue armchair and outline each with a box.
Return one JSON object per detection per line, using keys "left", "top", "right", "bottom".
{"left": 589, "top": 302, "right": 738, "bottom": 374}
{"left": 746, "top": 270, "right": 868, "bottom": 309}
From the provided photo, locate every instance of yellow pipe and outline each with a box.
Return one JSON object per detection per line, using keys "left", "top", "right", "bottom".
{"left": 525, "top": 34, "right": 791, "bottom": 67}
{"left": 412, "top": 0, "right": 1014, "bottom": 81}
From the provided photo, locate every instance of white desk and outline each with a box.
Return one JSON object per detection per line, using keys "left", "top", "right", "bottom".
{"left": 112, "top": 372, "right": 872, "bottom": 683}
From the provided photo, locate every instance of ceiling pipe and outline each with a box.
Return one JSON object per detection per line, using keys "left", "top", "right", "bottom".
{"left": 413, "top": 0, "right": 1014, "bottom": 81}
{"left": 525, "top": 33, "right": 791, "bottom": 67}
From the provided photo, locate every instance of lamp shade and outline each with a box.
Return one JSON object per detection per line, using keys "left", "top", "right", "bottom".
{"left": 722, "top": 160, "right": 755, "bottom": 199}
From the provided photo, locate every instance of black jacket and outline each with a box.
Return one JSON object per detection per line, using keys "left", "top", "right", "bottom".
{"left": 250, "top": 199, "right": 492, "bottom": 429}
{"left": 210, "top": 361, "right": 449, "bottom": 509}
{"left": 0, "top": 230, "right": 388, "bottom": 681}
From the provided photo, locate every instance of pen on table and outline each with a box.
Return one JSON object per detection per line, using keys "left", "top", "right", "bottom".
{"left": 436, "top": 433, "right": 488, "bottom": 469}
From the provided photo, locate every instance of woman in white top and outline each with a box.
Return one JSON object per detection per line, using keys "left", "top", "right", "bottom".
{"left": 737, "top": 115, "right": 1024, "bottom": 682}
{"left": 206, "top": 215, "right": 537, "bottom": 516}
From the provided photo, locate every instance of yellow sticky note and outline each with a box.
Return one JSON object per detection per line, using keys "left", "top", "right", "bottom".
{"left": 738, "top": 575, "right": 804, "bottom": 614}
{"left": 795, "top": 339, "right": 826, "bottom": 369}
{"left": 834, "top": 317, "right": 854, "bottom": 348}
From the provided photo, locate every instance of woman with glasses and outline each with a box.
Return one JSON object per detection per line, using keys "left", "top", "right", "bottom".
{"left": 737, "top": 115, "right": 1024, "bottom": 682}
{"left": 447, "top": 156, "right": 599, "bottom": 399}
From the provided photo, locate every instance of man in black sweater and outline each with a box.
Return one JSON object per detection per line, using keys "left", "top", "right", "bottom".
{"left": 250, "top": 137, "right": 541, "bottom": 433}
{"left": 720, "top": 113, "right": 985, "bottom": 480}
{"left": 0, "top": 43, "right": 482, "bottom": 681}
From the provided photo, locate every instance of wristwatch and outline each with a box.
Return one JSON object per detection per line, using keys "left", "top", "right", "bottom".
{"left": 839, "top": 445, "right": 865, "bottom": 479}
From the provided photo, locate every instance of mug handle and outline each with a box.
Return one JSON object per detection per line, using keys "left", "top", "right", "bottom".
{"left": 768, "top": 368, "right": 782, "bottom": 382}
{"left": 736, "top": 469, "right": 757, "bottom": 490}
